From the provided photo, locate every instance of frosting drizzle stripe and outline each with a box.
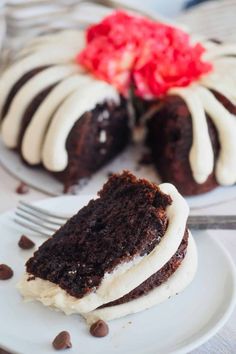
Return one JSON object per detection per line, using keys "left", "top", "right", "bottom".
{"left": 196, "top": 86, "right": 236, "bottom": 185}
{"left": 170, "top": 86, "right": 214, "bottom": 184}
{"left": 42, "top": 81, "right": 120, "bottom": 172}
{"left": 1, "top": 65, "right": 78, "bottom": 148}
{"left": 22, "top": 74, "right": 94, "bottom": 165}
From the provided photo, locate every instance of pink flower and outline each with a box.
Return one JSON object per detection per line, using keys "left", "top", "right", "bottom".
{"left": 76, "top": 10, "right": 212, "bottom": 99}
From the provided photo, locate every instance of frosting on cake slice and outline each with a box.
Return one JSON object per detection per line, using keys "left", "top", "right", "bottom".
{"left": 83, "top": 233, "right": 197, "bottom": 323}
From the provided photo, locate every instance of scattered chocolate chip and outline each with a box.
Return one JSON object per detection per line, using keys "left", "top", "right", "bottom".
{"left": 15, "top": 182, "right": 29, "bottom": 194}
{"left": 18, "top": 235, "right": 35, "bottom": 250}
{"left": 90, "top": 320, "right": 109, "bottom": 338}
{"left": 0, "top": 264, "right": 13, "bottom": 280}
{"left": 52, "top": 331, "right": 72, "bottom": 350}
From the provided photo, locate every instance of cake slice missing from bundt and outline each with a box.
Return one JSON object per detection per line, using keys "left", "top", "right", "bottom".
{"left": 18, "top": 171, "right": 197, "bottom": 322}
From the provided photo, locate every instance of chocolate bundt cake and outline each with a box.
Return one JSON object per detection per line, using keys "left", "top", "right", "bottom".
{"left": 0, "top": 31, "right": 130, "bottom": 189}
{"left": 0, "top": 11, "right": 236, "bottom": 196}
{"left": 18, "top": 171, "right": 197, "bottom": 322}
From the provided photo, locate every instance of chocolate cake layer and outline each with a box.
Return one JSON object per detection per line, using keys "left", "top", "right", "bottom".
{"left": 55, "top": 99, "right": 131, "bottom": 191}
{"left": 101, "top": 228, "right": 188, "bottom": 307}
{"left": 1, "top": 66, "right": 50, "bottom": 120}
{"left": 17, "top": 83, "right": 58, "bottom": 150}
{"left": 26, "top": 171, "right": 172, "bottom": 298}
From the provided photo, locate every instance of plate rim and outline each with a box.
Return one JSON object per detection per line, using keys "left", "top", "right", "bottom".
{"left": 173, "top": 234, "right": 236, "bottom": 354}
{"left": 0, "top": 195, "right": 236, "bottom": 354}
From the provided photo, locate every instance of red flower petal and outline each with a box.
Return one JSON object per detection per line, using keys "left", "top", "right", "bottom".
{"left": 76, "top": 10, "right": 213, "bottom": 99}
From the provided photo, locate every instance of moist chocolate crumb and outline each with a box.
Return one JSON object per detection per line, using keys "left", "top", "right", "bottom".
{"left": 16, "top": 182, "right": 29, "bottom": 194}
{"left": 18, "top": 235, "right": 35, "bottom": 250}
{"left": 90, "top": 320, "right": 109, "bottom": 337}
{"left": 52, "top": 331, "right": 72, "bottom": 350}
{"left": 0, "top": 264, "right": 13, "bottom": 280}
{"left": 26, "top": 171, "right": 172, "bottom": 299}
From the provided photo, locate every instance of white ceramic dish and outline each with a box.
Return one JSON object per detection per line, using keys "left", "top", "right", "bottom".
{"left": 1, "top": 139, "right": 236, "bottom": 210}
{"left": 0, "top": 195, "right": 235, "bottom": 354}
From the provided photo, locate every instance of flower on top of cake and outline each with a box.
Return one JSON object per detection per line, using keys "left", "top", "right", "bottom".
{"left": 77, "top": 10, "right": 212, "bottom": 99}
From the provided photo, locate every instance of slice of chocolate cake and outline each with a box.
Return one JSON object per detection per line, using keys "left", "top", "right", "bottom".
{"left": 18, "top": 171, "right": 197, "bottom": 321}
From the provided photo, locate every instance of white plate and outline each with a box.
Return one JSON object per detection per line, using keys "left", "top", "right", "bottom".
{"left": 1, "top": 139, "right": 236, "bottom": 210}
{"left": 0, "top": 195, "right": 235, "bottom": 354}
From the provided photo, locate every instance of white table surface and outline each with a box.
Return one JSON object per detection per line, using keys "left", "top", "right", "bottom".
{"left": 0, "top": 164, "right": 235, "bottom": 354}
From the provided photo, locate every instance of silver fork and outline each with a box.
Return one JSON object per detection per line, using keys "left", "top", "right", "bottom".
{"left": 14, "top": 200, "right": 236, "bottom": 237}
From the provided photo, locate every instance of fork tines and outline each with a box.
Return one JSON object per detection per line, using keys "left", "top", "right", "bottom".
{"left": 14, "top": 200, "right": 68, "bottom": 237}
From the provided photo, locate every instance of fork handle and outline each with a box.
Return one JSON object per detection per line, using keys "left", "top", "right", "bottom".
{"left": 188, "top": 215, "right": 236, "bottom": 230}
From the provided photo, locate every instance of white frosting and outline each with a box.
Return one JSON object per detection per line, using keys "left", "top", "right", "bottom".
{"left": 17, "top": 256, "right": 143, "bottom": 316}
{"left": 17, "top": 31, "right": 84, "bottom": 59}
{"left": 17, "top": 234, "right": 196, "bottom": 320}
{"left": 0, "top": 31, "right": 85, "bottom": 118}
{"left": 201, "top": 80, "right": 236, "bottom": 105}
{"left": 204, "top": 44, "right": 236, "bottom": 60}
{"left": 1, "top": 65, "right": 78, "bottom": 148}
{"left": 169, "top": 46, "right": 236, "bottom": 185}
{"left": 83, "top": 233, "right": 197, "bottom": 323}
{"left": 42, "top": 81, "right": 120, "bottom": 171}
{"left": 196, "top": 86, "right": 236, "bottom": 185}
{"left": 17, "top": 183, "right": 189, "bottom": 314}
{"left": 200, "top": 58, "right": 236, "bottom": 103}
{"left": 22, "top": 74, "right": 93, "bottom": 165}
{"left": 169, "top": 86, "right": 214, "bottom": 184}
{"left": 169, "top": 41, "right": 236, "bottom": 186}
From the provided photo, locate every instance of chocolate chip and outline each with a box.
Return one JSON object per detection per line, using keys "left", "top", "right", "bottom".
{"left": 52, "top": 331, "right": 72, "bottom": 350}
{"left": 90, "top": 320, "right": 109, "bottom": 337}
{"left": 16, "top": 182, "right": 29, "bottom": 194}
{"left": 18, "top": 235, "right": 35, "bottom": 250}
{"left": 0, "top": 264, "right": 13, "bottom": 280}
